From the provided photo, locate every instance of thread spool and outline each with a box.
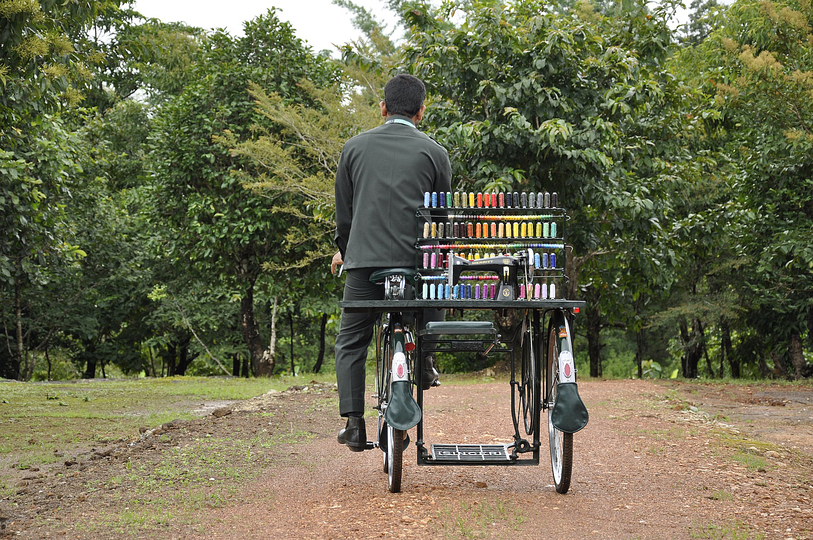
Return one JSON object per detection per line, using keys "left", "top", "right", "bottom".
{"left": 528, "top": 192, "right": 535, "bottom": 208}
{"left": 423, "top": 252, "right": 429, "bottom": 268}
{"left": 544, "top": 192, "right": 550, "bottom": 208}
{"left": 423, "top": 222, "right": 430, "bottom": 238}
{"left": 430, "top": 222, "right": 437, "bottom": 238}
{"left": 422, "top": 283, "right": 428, "bottom": 298}
{"left": 476, "top": 192, "right": 483, "bottom": 208}
{"left": 513, "top": 192, "right": 520, "bottom": 207}
{"left": 551, "top": 221, "right": 557, "bottom": 238}
{"left": 512, "top": 223, "right": 519, "bottom": 237}
{"left": 534, "top": 284, "right": 541, "bottom": 299}
{"left": 498, "top": 222, "right": 505, "bottom": 238}
{"left": 439, "top": 192, "right": 445, "bottom": 207}
{"left": 537, "top": 192, "right": 544, "bottom": 207}
{"left": 536, "top": 222, "right": 542, "bottom": 237}
{"left": 550, "top": 253, "right": 556, "bottom": 268}
{"left": 521, "top": 192, "right": 528, "bottom": 208}
{"left": 499, "top": 193, "right": 505, "bottom": 207}
{"left": 550, "top": 282, "right": 556, "bottom": 298}
{"left": 469, "top": 192, "right": 475, "bottom": 208}
{"left": 551, "top": 192, "right": 558, "bottom": 207}
{"left": 454, "top": 192, "right": 461, "bottom": 207}
{"left": 534, "top": 252, "right": 541, "bottom": 268}
{"left": 541, "top": 283, "right": 548, "bottom": 299}
{"left": 521, "top": 222, "right": 527, "bottom": 237}
{"left": 543, "top": 222, "right": 550, "bottom": 238}
{"left": 490, "top": 223, "right": 497, "bottom": 237}
{"left": 542, "top": 252, "right": 549, "bottom": 268}
{"left": 424, "top": 192, "right": 430, "bottom": 207}
{"left": 476, "top": 222, "right": 482, "bottom": 238}
{"left": 431, "top": 192, "right": 438, "bottom": 208}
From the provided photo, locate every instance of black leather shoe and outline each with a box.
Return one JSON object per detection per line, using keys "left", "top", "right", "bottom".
{"left": 422, "top": 354, "right": 440, "bottom": 390}
{"left": 337, "top": 417, "right": 367, "bottom": 452}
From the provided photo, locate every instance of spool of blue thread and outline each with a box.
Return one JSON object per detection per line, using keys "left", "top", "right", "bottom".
{"left": 550, "top": 253, "right": 556, "bottom": 268}
{"left": 424, "top": 192, "right": 431, "bottom": 207}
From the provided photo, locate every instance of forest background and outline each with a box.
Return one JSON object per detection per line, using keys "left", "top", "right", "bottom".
{"left": 2, "top": 0, "right": 812, "bottom": 383}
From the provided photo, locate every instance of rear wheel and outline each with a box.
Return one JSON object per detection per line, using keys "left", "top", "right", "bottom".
{"left": 516, "top": 314, "right": 538, "bottom": 436}
{"left": 387, "top": 424, "right": 404, "bottom": 493}
{"left": 547, "top": 312, "right": 573, "bottom": 494}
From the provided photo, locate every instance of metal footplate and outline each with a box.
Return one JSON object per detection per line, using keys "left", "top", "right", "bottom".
{"left": 430, "top": 444, "right": 514, "bottom": 463}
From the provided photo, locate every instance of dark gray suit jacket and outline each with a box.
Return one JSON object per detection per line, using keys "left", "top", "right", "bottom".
{"left": 335, "top": 115, "right": 452, "bottom": 269}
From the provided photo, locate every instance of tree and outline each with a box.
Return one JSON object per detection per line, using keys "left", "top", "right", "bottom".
{"left": 678, "top": 0, "right": 813, "bottom": 378}
{"left": 401, "top": 0, "right": 688, "bottom": 376}
{"left": 150, "top": 10, "right": 340, "bottom": 376}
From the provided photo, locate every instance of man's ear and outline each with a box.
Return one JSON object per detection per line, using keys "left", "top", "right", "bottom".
{"left": 380, "top": 101, "right": 388, "bottom": 117}
{"left": 413, "top": 104, "right": 426, "bottom": 123}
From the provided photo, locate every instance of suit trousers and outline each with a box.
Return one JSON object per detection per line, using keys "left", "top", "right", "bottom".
{"left": 334, "top": 268, "right": 444, "bottom": 416}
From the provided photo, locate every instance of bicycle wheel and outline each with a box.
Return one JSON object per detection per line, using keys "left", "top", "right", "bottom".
{"left": 513, "top": 314, "right": 537, "bottom": 436}
{"left": 387, "top": 423, "right": 404, "bottom": 493}
{"left": 547, "top": 311, "right": 573, "bottom": 494}
{"left": 376, "top": 322, "right": 391, "bottom": 473}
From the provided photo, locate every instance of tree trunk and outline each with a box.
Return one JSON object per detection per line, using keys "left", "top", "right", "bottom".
{"left": 698, "top": 319, "right": 715, "bottom": 378}
{"left": 175, "top": 333, "right": 195, "bottom": 376}
{"left": 788, "top": 333, "right": 806, "bottom": 380}
{"left": 242, "top": 283, "right": 270, "bottom": 376}
{"left": 679, "top": 317, "right": 703, "bottom": 379}
{"left": 83, "top": 342, "right": 97, "bottom": 379}
{"left": 148, "top": 347, "right": 157, "bottom": 378}
{"left": 257, "top": 297, "right": 278, "bottom": 376}
{"left": 232, "top": 353, "right": 240, "bottom": 377}
{"left": 720, "top": 317, "right": 738, "bottom": 378}
{"left": 313, "top": 313, "right": 328, "bottom": 374}
{"left": 289, "top": 309, "right": 295, "bottom": 375}
{"left": 585, "top": 302, "right": 602, "bottom": 378}
{"left": 635, "top": 329, "right": 643, "bottom": 379}
{"left": 166, "top": 341, "right": 177, "bottom": 376}
{"left": 13, "top": 278, "right": 23, "bottom": 380}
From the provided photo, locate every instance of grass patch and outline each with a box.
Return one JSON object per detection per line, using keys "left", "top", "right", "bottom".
{"left": 0, "top": 376, "right": 317, "bottom": 481}
{"left": 437, "top": 499, "right": 525, "bottom": 539}
{"left": 731, "top": 450, "right": 770, "bottom": 472}
{"left": 689, "top": 519, "right": 763, "bottom": 539}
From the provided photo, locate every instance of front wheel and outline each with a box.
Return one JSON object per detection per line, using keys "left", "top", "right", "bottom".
{"left": 547, "top": 312, "right": 573, "bottom": 494}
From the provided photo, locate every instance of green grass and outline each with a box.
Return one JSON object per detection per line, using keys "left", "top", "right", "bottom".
{"left": 437, "top": 500, "right": 525, "bottom": 539}
{"left": 0, "top": 375, "right": 327, "bottom": 475}
{"left": 689, "top": 519, "right": 764, "bottom": 539}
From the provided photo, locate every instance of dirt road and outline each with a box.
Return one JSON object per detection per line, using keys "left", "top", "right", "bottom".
{"left": 4, "top": 379, "right": 812, "bottom": 539}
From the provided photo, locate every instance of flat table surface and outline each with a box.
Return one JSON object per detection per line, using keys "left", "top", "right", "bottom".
{"left": 339, "top": 299, "right": 586, "bottom": 311}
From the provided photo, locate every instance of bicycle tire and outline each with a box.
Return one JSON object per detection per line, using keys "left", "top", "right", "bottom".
{"left": 387, "top": 424, "right": 404, "bottom": 493}
{"left": 547, "top": 311, "right": 573, "bottom": 494}
{"left": 512, "top": 314, "right": 538, "bottom": 436}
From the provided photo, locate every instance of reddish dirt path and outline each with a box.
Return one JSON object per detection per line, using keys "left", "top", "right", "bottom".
{"left": 191, "top": 380, "right": 813, "bottom": 539}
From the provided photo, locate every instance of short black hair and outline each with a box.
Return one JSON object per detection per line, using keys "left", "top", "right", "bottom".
{"left": 384, "top": 74, "right": 426, "bottom": 117}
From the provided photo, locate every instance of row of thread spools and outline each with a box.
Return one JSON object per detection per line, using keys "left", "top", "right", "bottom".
{"left": 422, "top": 220, "right": 558, "bottom": 239}
{"left": 423, "top": 191, "right": 559, "bottom": 209}
{"left": 420, "top": 250, "right": 559, "bottom": 269}
{"left": 419, "top": 278, "right": 559, "bottom": 300}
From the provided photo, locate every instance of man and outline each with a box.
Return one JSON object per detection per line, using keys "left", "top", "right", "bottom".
{"left": 331, "top": 74, "right": 452, "bottom": 452}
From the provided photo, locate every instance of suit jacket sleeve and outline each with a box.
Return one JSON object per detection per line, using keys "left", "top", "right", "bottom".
{"left": 334, "top": 149, "right": 352, "bottom": 258}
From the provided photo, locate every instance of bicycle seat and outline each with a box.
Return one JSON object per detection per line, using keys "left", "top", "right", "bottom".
{"left": 369, "top": 268, "right": 419, "bottom": 286}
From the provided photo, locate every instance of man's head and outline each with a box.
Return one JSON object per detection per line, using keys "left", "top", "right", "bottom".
{"left": 382, "top": 74, "right": 426, "bottom": 119}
